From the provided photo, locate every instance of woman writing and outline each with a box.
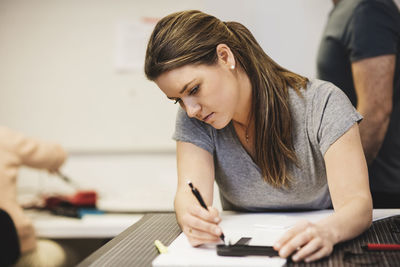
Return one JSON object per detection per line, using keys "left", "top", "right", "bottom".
{"left": 144, "top": 10, "right": 372, "bottom": 262}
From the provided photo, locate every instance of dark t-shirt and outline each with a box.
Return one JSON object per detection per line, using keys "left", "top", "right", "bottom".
{"left": 317, "top": 0, "right": 400, "bottom": 195}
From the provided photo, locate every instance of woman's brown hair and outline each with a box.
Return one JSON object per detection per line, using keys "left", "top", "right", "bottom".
{"left": 145, "top": 10, "right": 308, "bottom": 187}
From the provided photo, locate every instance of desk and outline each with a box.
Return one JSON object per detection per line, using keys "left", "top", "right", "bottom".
{"left": 77, "top": 210, "right": 400, "bottom": 267}
{"left": 26, "top": 210, "right": 143, "bottom": 239}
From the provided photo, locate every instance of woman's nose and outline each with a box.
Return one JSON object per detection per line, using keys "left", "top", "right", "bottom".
{"left": 183, "top": 98, "right": 201, "bottom": 118}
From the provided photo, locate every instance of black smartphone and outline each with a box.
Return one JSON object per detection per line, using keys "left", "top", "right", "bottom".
{"left": 216, "top": 244, "right": 279, "bottom": 257}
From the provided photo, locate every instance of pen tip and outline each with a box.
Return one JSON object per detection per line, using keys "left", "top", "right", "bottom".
{"left": 187, "top": 181, "right": 193, "bottom": 189}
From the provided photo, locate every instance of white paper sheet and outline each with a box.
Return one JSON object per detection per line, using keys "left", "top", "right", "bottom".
{"left": 152, "top": 209, "right": 400, "bottom": 267}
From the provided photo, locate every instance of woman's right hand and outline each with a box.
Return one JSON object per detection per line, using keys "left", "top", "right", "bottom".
{"left": 179, "top": 205, "right": 223, "bottom": 246}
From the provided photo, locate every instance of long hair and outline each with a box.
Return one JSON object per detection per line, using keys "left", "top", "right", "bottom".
{"left": 145, "top": 10, "right": 308, "bottom": 187}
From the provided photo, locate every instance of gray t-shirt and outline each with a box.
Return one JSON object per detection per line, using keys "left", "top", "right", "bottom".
{"left": 173, "top": 79, "right": 362, "bottom": 211}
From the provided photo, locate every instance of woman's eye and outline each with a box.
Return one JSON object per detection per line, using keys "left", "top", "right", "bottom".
{"left": 189, "top": 85, "right": 199, "bottom": 95}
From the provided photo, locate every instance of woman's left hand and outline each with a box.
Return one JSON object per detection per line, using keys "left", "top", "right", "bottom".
{"left": 273, "top": 219, "right": 335, "bottom": 262}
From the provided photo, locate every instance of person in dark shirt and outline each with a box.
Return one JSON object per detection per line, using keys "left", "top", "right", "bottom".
{"left": 317, "top": 0, "right": 400, "bottom": 207}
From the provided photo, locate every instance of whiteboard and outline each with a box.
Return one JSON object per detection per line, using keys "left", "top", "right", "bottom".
{"left": 0, "top": 0, "right": 331, "bottom": 152}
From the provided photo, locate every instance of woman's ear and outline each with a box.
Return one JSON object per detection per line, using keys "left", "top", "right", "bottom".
{"left": 216, "top": 44, "right": 235, "bottom": 70}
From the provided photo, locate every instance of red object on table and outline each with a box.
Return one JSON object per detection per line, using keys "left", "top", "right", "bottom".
{"left": 44, "top": 190, "right": 97, "bottom": 209}
{"left": 67, "top": 190, "right": 97, "bottom": 206}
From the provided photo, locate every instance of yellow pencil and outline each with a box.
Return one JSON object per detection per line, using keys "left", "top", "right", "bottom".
{"left": 154, "top": 239, "right": 168, "bottom": 254}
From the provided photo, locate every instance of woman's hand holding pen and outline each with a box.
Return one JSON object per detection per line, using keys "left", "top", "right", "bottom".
{"left": 180, "top": 205, "right": 223, "bottom": 246}
{"left": 273, "top": 220, "right": 335, "bottom": 262}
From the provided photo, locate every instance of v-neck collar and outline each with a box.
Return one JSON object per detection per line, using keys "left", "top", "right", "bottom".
{"left": 227, "top": 121, "right": 261, "bottom": 173}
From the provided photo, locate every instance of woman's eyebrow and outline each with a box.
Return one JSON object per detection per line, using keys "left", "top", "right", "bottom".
{"left": 167, "top": 79, "right": 196, "bottom": 99}
{"left": 179, "top": 79, "right": 195, "bottom": 94}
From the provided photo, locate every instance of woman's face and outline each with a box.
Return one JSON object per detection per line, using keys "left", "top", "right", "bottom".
{"left": 155, "top": 61, "right": 241, "bottom": 129}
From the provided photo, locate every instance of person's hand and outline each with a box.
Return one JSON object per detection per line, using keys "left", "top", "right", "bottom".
{"left": 273, "top": 220, "right": 335, "bottom": 262}
{"left": 179, "top": 205, "right": 223, "bottom": 246}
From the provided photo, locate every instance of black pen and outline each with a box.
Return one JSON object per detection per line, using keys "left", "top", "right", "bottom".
{"left": 187, "top": 181, "right": 226, "bottom": 243}
{"left": 56, "top": 171, "right": 79, "bottom": 188}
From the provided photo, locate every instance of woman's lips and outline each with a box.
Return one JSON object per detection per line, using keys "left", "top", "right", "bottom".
{"left": 203, "top": 112, "right": 214, "bottom": 122}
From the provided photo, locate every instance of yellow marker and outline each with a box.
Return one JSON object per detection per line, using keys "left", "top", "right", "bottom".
{"left": 154, "top": 240, "right": 168, "bottom": 254}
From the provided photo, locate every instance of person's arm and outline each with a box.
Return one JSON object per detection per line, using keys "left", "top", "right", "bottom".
{"left": 274, "top": 123, "right": 372, "bottom": 262}
{"left": 2, "top": 127, "right": 67, "bottom": 171}
{"left": 0, "top": 126, "right": 66, "bottom": 171}
{"left": 351, "top": 54, "right": 395, "bottom": 164}
{"left": 174, "top": 141, "right": 223, "bottom": 246}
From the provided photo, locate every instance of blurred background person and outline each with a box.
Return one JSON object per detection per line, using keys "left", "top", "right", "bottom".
{"left": 317, "top": 0, "right": 400, "bottom": 207}
{"left": 0, "top": 126, "right": 77, "bottom": 266}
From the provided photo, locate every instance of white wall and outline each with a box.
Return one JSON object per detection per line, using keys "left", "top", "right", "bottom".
{"left": 0, "top": 0, "right": 207, "bottom": 152}
{"left": 1, "top": 0, "right": 332, "bottom": 211}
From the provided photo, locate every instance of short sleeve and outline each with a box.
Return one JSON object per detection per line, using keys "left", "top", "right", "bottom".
{"left": 348, "top": 1, "right": 399, "bottom": 61}
{"left": 172, "top": 107, "right": 215, "bottom": 154}
{"left": 313, "top": 82, "right": 363, "bottom": 156}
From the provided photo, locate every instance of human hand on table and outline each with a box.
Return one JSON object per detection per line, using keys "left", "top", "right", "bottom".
{"left": 273, "top": 220, "right": 335, "bottom": 262}
{"left": 179, "top": 205, "right": 223, "bottom": 246}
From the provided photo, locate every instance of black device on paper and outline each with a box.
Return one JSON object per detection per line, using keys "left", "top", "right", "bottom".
{"left": 216, "top": 237, "right": 279, "bottom": 257}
